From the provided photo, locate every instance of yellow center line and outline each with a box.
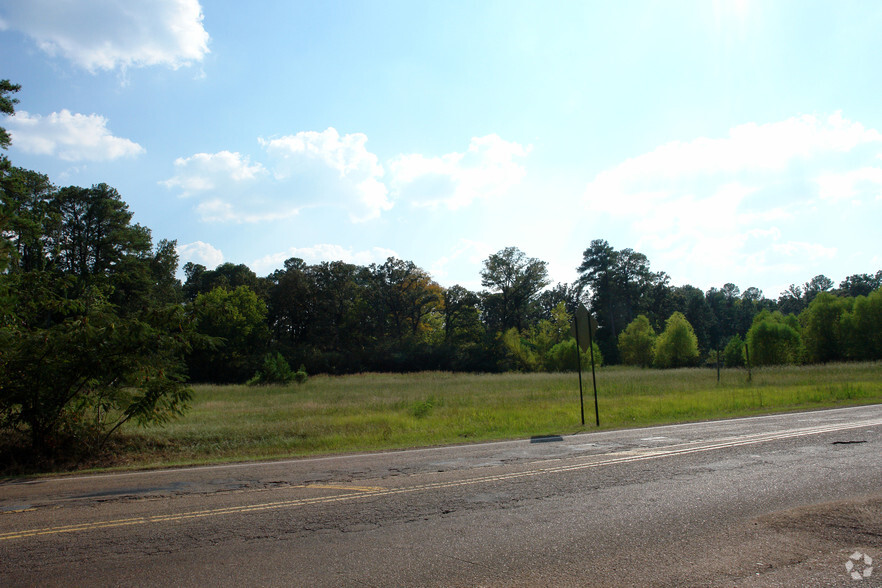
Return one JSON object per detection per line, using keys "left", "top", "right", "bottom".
{"left": 2, "top": 418, "right": 879, "bottom": 542}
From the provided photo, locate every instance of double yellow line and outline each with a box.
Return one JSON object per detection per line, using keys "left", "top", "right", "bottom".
{"left": 2, "top": 417, "right": 880, "bottom": 542}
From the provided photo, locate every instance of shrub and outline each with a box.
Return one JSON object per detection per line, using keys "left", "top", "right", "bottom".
{"left": 618, "top": 315, "right": 656, "bottom": 367}
{"left": 653, "top": 312, "right": 700, "bottom": 369}
{"left": 248, "top": 352, "right": 296, "bottom": 385}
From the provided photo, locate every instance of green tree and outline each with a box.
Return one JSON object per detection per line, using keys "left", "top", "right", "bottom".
{"left": 722, "top": 334, "right": 745, "bottom": 367}
{"left": 841, "top": 288, "right": 882, "bottom": 361}
{"left": 745, "top": 310, "right": 801, "bottom": 366}
{"left": 618, "top": 314, "right": 656, "bottom": 367}
{"left": 1, "top": 173, "right": 195, "bottom": 456}
{"left": 653, "top": 312, "right": 700, "bottom": 368}
{"left": 0, "top": 80, "right": 23, "bottom": 271}
{"left": 189, "top": 285, "right": 269, "bottom": 383}
{"left": 1, "top": 277, "right": 194, "bottom": 454}
{"left": 442, "top": 285, "right": 483, "bottom": 344}
{"left": 545, "top": 338, "right": 603, "bottom": 372}
{"left": 481, "top": 247, "right": 549, "bottom": 333}
{"left": 838, "top": 272, "right": 882, "bottom": 298}
{"left": 800, "top": 292, "right": 850, "bottom": 363}
{"left": 0, "top": 79, "right": 19, "bottom": 152}
{"left": 576, "top": 239, "right": 668, "bottom": 364}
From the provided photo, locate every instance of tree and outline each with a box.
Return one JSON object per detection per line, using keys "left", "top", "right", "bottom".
{"left": 188, "top": 285, "right": 269, "bottom": 383}
{"left": 1, "top": 278, "right": 194, "bottom": 454}
{"left": 0, "top": 79, "right": 20, "bottom": 152}
{"left": 778, "top": 284, "right": 806, "bottom": 315}
{"left": 838, "top": 272, "right": 882, "bottom": 298}
{"left": 674, "top": 285, "right": 716, "bottom": 354}
{"left": 442, "top": 285, "right": 483, "bottom": 344}
{"left": 841, "top": 288, "right": 882, "bottom": 361}
{"left": 266, "top": 257, "right": 313, "bottom": 347}
{"left": 1, "top": 173, "right": 195, "bottom": 456}
{"left": 800, "top": 292, "right": 849, "bottom": 363}
{"left": 545, "top": 338, "right": 603, "bottom": 372}
{"left": 368, "top": 257, "right": 442, "bottom": 345}
{"left": 1, "top": 80, "right": 23, "bottom": 271}
{"left": 481, "top": 247, "right": 549, "bottom": 332}
{"left": 576, "top": 239, "right": 668, "bottom": 364}
{"left": 653, "top": 312, "right": 700, "bottom": 369}
{"left": 722, "top": 334, "right": 745, "bottom": 367}
{"left": 745, "top": 311, "right": 801, "bottom": 366}
{"left": 618, "top": 315, "right": 656, "bottom": 367}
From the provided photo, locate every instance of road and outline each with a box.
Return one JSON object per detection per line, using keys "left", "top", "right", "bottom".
{"left": 2, "top": 405, "right": 882, "bottom": 587}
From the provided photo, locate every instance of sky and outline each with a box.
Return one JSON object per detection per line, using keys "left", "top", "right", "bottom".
{"left": 2, "top": 0, "right": 881, "bottom": 299}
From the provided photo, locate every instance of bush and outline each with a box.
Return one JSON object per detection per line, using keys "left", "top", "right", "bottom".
{"left": 618, "top": 315, "right": 656, "bottom": 367}
{"left": 545, "top": 338, "right": 603, "bottom": 371}
{"left": 722, "top": 334, "right": 745, "bottom": 367}
{"left": 653, "top": 312, "right": 700, "bottom": 369}
{"left": 746, "top": 310, "right": 801, "bottom": 366}
{"left": 248, "top": 352, "right": 299, "bottom": 385}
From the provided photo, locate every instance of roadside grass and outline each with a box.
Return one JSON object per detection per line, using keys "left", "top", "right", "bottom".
{"left": 109, "top": 361, "right": 882, "bottom": 470}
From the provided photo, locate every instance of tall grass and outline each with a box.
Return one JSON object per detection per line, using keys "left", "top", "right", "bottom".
{"left": 117, "top": 362, "right": 882, "bottom": 469}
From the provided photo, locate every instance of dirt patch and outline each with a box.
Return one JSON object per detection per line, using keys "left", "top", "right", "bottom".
{"left": 706, "top": 494, "right": 882, "bottom": 587}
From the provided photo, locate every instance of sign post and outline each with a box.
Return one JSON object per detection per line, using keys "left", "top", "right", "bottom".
{"left": 572, "top": 303, "right": 600, "bottom": 427}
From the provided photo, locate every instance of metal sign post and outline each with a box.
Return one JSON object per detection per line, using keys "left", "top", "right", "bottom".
{"left": 573, "top": 303, "right": 600, "bottom": 427}
{"left": 573, "top": 317, "right": 585, "bottom": 426}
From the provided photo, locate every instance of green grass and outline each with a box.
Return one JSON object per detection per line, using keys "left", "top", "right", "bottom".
{"left": 106, "top": 361, "right": 882, "bottom": 470}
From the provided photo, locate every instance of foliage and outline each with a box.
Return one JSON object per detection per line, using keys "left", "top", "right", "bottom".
{"left": 501, "top": 328, "right": 541, "bottom": 371}
{"left": 545, "top": 338, "right": 603, "bottom": 371}
{"left": 481, "top": 246, "right": 549, "bottom": 333}
{"left": 189, "top": 285, "right": 269, "bottom": 383}
{"left": 799, "top": 292, "right": 850, "bottom": 363}
{"left": 0, "top": 169, "right": 196, "bottom": 456}
{"left": 722, "top": 334, "right": 745, "bottom": 367}
{"left": 653, "top": 312, "right": 700, "bottom": 368}
{"left": 841, "top": 289, "right": 882, "bottom": 360}
{"left": 618, "top": 314, "right": 656, "bottom": 367}
{"left": 247, "top": 353, "right": 308, "bottom": 386}
{"left": 576, "top": 239, "right": 669, "bottom": 363}
{"left": 746, "top": 310, "right": 802, "bottom": 366}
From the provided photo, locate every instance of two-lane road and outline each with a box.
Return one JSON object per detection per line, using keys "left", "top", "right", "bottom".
{"left": 2, "top": 405, "right": 881, "bottom": 586}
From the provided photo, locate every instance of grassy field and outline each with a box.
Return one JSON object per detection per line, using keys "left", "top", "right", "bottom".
{"left": 111, "top": 362, "right": 882, "bottom": 470}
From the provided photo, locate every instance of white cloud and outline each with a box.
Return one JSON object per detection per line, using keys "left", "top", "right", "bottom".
{"left": 586, "top": 112, "right": 882, "bottom": 215}
{"left": 195, "top": 199, "right": 300, "bottom": 224}
{"left": 389, "top": 134, "right": 531, "bottom": 210}
{"left": 7, "top": 109, "right": 144, "bottom": 161}
{"left": 815, "top": 166, "right": 882, "bottom": 202}
{"left": 582, "top": 112, "right": 882, "bottom": 289}
{"left": 251, "top": 244, "right": 399, "bottom": 275}
{"left": 0, "top": 0, "right": 209, "bottom": 72}
{"left": 177, "top": 241, "right": 224, "bottom": 269}
{"left": 163, "top": 151, "right": 266, "bottom": 196}
{"left": 164, "top": 130, "right": 530, "bottom": 226}
{"left": 261, "top": 128, "right": 391, "bottom": 222}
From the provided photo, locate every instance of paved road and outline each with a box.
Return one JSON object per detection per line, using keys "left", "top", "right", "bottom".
{"left": 2, "top": 405, "right": 882, "bottom": 586}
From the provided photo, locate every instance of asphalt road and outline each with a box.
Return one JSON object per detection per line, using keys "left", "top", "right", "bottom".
{"left": 2, "top": 405, "right": 882, "bottom": 587}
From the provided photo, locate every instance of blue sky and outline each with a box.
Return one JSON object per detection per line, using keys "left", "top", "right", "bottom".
{"left": 2, "top": 0, "right": 881, "bottom": 298}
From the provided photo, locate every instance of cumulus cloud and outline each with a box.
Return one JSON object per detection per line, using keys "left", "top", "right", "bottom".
{"left": 260, "top": 128, "right": 391, "bottom": 222}
{"left": 7, "top": 109, "right": 144, "bottom": 161}
{"left": 0, "top": 0, "right": 210, "bottom": 72}
{"left": 583, "top": 112, "right": 882, "bottom": 289}
{"left": 389, "top": 134, "right": 531, "bottom": 210}
{"left": 162, "top": 151, "right": 266, "bottom": 196}
{"left": 250, "top": 244, "right": 399, "bottom": 275}
{"left": 177, "top": 240, "right": 224, "bottom": 269}
{"left": 164, "top": 129, "right": 530, "bottom": 225}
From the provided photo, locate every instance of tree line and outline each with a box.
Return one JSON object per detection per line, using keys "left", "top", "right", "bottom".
{"left": 2, "top": 79, "right": 882, "bottom": 458}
